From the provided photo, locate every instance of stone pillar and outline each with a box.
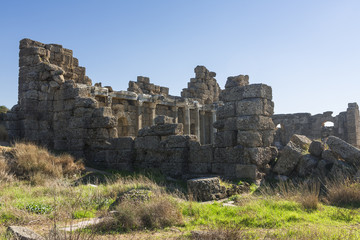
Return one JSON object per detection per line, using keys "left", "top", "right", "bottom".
{"left": 200, "top": 111, "right": 206, "bottom": 144}
{"left": 211, "top": 110, "right": 216, "bottom": 144}
{"left": 184, "top": 106, "right": 191, "bottom": 135}
{"left": 137, "top": 101, "right": 143, "bottom": 133}
{"left": 173, "top": 106, "right": 178, "bottom": 123}
{"left": 149, "top": 103, "right": 157, "bottom": 126}
{"left": 346, "top": 103, "right": 360, "bottom": 147}
{"left": 194, "top": 108, "right": 201, "bottom": 141}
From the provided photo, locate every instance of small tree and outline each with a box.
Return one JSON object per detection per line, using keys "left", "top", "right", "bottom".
{"left": 0, "top": 106, "right": 9, "bottom": 114}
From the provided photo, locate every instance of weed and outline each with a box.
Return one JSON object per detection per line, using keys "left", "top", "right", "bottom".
{"left": 326, "top": 179, "right": 360, "bottom": 207}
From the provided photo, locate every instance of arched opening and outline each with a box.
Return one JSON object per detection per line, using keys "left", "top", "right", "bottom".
{"left": 321, "top": 121, "right": 334, "bottom": 138}
{"left": 117, "top": 117, "right": 129, "bottom": 137}
{"left": 276, "top": 123, "right": 282, "bottom": 129}
{"left": 323, "top": 121, "right": 334, "bottom": 127}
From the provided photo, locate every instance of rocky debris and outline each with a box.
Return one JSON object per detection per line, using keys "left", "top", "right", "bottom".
{"left": 7, "top": 226, "right": 44, "bottom": 240}
{"left": 309, "top": 140, "right": 324, "bottom": 158}
{"left": 59, "top": 217, "right": 113, "bottom": 232}
{"left": 327, "top": 136, "right": 360, "bottom": 166}
{"left": 225, "top": 75, "right": 249, "bottom": 89}
{"left": 296, "top": 154, "right": 319, "bottom": 177}
{"left": 128, "top": 76, "right": 169, "bottom": 96}
{"left": 138, "top": 123, "right": 183, "bottom": 137}
{"left": 187, "top": 177, "right": 249, "bottom": 202}
{"left": 273, "top": 134, "right": 312, "bottom": 176}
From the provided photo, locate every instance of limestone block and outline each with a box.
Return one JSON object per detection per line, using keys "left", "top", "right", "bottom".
{"left": 24, "top": 90, "right": 39, "bottom": 100}
{"left": 216, "top": 102, "right": 236, "bottom": 120}
{"left": 68, "top": 139, "right": 85, "bottom": 151}
{"left": 162, "top": 135, "right": 195, "bottom": 148}
{"left": 309, "top": 140, "right": 324, "bottom": 158}
{"left": 135, "top": 136, "right": 161, "bottom": 150}
{"left": 214, "top": 131, "right": 237, "bottom": 147}
{"left": 189, "top": 144, "right": 214, "bottom": 163}
{"left": 74, "top": 98, "right": 98, "bottom": 108}
{"left": 236, "top": 98, "right": 274, "bottom": 116}
{"left": 224, "top": 117, "right": 238, "bottom": 131}
{"left": 92, "top": 107, "right": 113, "bottom": 117}
{"left": 225, "top": 75, "right": 249, "bottom": 89}
{"left": 220, "top": 86, "right": 244, "bottom": 102}
{"left": 213, "top": 119, "right": 225, "bottom": 130}
{"left": 161, "top": 162, "right": 186, "bottom": 177}
{"left": 321, "top": 150, "right": 338, "bottom": 162}
{"left": 244, "top": 147, "right": 277, "bottom": 167}
{"left": 138, "top": 123, "right": 183, "bottom": 137}
{"left": 90, "top": 116, "right": 116, "bottom": 129}
{"left": 154, "top": 115, "right": 173, "bottom": 125}
{"left": 327, "top": 136, "right": 360, "bottom": 166}
{"left": 214, "top": 146, "right": 245, "bottom": 164}
{"left": 73, "top": 107, "right": 94, "bottom": 118}
{"left": 237, "top": 115, "right": 275, "bottom": 131}
{"left": 273, "top": 135, "right": 310, "bottom": 175}
{"left": 237, "top": 130, "right": 262, "bottom": 147}
{"left": 7, "top": 226, "right": 44, "bottom": 240}
{"left": 109, "top": 137, "right": 135, "bottom": 150}
{"left": 236, "top": 164, "right": 258, "bottom": 180}
{"left": 188, "top": 163, "right": 211, "bottom": 174}
{"left": 20, "top": 119, "right": 39, "bottom": 130}
{"left": 164, "top": 148, "right": 188, "bottom": 163}
{"left": 187, "top": 177, "right": 222, "bottom": 201}
{"left": 212, "top": 163, "right": 236, "bottom": 177}
{"left": 296, "top": 154, "right": 319, "bottom": 177}
{"left": 329, "top": 160, "right": 356, "bottom": 179}
{"left": 242, "top": 84, "right": 272, "bottom": 100}
{"left": 261, "top": 130, "right": 275, "bottom": 147}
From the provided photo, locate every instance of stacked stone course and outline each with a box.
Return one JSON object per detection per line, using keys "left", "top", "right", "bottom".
{"left": 213, "top": 76, "right": 277, "bottom": 179}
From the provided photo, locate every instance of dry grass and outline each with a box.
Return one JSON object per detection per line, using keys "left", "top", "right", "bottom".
{"left": 191, "top": 228, "right": 250, "bottom": 240}
{"left": 97, "top": 195, "right": 183, "bottom": 232}
{"left": 326, "top": 179, "right": 360, "bottom": 207}
{"left": 259, "top": 181, "right": 320, "bottom": 211}
{"left": 6, "top": 142, "right": 84, "bottom": 185}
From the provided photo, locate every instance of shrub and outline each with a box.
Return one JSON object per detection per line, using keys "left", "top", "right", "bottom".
{"left": 0, "top": 106, "right": 8, "bottom": 114}
{"left": 8, "top": 142, "right": 84, "bottom": 184}
{"left": 326, "top": 179, "right": 360, "bottom": 207}
{"left": 97, "top": 196, "right": 183, "bottom": 232}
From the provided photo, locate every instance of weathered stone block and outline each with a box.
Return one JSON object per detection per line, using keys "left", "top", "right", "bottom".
{"left": 214, "top": 146, "right": 245, "bottom": 164}
{"left": 212, "top": 163, "right": 236, "bottom": 177}
{"left": 296, "top": 154, "right": 319, "bottom": 177}
{"left": 188, "top": 163, "right": 211, "bottom": 174}
{"left": 154, "top": 115, "right": 173, "bottom": 125}
{"left": 237, "top": 130, "right": 262, "bottom": 147}
{"left": 244, "top": 147, "right": 277, "bottom": 167}
{"left": 236, "top": 164, "right": 258, "bottom": 180}
{"left": 187, "top": 177, "right": 222, "bottom": 201}
{"left": 309, "top": 140, "right": 324, "bottom": 158}
{"left": 327, "top": 136, "right": 360, "bottom": 166}
{"left": 162, "top": 135, "right": 195, "bottom": 148}
{"left": 242, "top": 84, "right": 272, "bottom": 100}
{"left": 138, "top": 123, "right": 183, "bottom": 137}
{"left": 109, "top": 137, "right": 134, "bottom": 149}
{"left": 225, "top": 75, "right": 249, "bottom": 89}
{"left": 190, "top": 144, "right": 214, "bottom": 163}
{"left": 135, "top": 136, "right": 161, "bottom": 150}
{"left": 216, "top": 102, "right": 236, "bottom": 120}
{"left": 90, "top": 116, "right": 117, "bottom": 128}
{"left": 237, "top": 115, "right": 275, "bottom": 131}
{"left": 214, "top": 131, "right": 237, "bottom": 147}
{"left": 236, "top": 98, "right": 274, "bottom": 116}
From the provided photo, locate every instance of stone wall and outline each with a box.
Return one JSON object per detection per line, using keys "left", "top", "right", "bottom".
{"left": 272, "top": 103, "right": 360, "bottom": 148}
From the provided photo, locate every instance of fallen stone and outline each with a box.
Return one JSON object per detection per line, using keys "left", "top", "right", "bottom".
{"left": 273, "top": 134, "right": 311, "bottom": 176}
{"left": 187, "top": 177, "right": 225, "bottom": 201}
{"left": 309, "top": 140, "right": 324, "bottom": 158}
{"left": 327, "top": 136, "right": 360, "bottom": 166}
{"left": 7, "top": 226, "right": 44, "bottom": 240}
{"left": 296, "top": 154, "right": 319, "bottom": 177}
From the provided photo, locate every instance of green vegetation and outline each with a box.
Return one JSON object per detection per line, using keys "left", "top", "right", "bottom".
{"left": 0, "top": 142, "right": 359, "bottom": 239}
{"left": 0, "top": 106, "right": 8, "bottom": 114}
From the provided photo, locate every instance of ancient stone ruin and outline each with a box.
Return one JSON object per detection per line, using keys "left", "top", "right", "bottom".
{"left": 2, "top": 38, "right": 360, "bottom": 181}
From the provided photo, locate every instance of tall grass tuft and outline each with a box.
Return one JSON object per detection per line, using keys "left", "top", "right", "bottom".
{"left": 326, "top": 179, "right": 360, "bottom": 207}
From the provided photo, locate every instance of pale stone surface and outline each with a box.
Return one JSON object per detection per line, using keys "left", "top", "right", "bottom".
{"left": 7, "top": 226, "right": 44, "bottom": 240}
{"left": 327, "top": 136, "right": 360, "bottom": 166}
{"left": 187, "top": 177, "right": 224, "bottom": 201}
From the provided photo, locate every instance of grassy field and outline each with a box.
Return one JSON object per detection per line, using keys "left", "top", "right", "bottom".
{"left": 0, "top": 143, "right": 360, "bottom": 239}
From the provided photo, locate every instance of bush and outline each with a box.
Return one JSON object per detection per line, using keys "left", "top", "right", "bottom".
{"left": 98, "top": 196, "right": 183, "bottom": 232}
{"left": 7, "top": 142, "right": 84, "bottom": 184}
{"left": 0, "top": 106, "right": 8, "bottom": 114}
{"left": 326, "top": 179, "right": 360, "bottom": 207}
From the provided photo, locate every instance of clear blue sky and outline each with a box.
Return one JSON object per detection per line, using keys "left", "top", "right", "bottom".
{"left": 1, "top": 0, "right": 359, "bottom": 115}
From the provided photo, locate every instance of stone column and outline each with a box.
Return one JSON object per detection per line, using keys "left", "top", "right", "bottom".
{"left": 200, "top": 111, "right": 206, "bottom": 144}
{"left": 173, "top": 106, "right": 178, "bottom": 123}
{"left": 184, "top": 106, "right": 191, "bottom": 134}
{"left": 211, "top": 110, "right": 216, "bottom": 144}
{"left": 346, "top": 103, "right": 360, "bottom": 147}
{"left": 195, "top": 108, "right": 201, "bottom": 141}
{"left": 136, "top": 101, "right": 143, "bottom": 133}
{"left": 149, "top": 103, "right": 157, "bottom": 126}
